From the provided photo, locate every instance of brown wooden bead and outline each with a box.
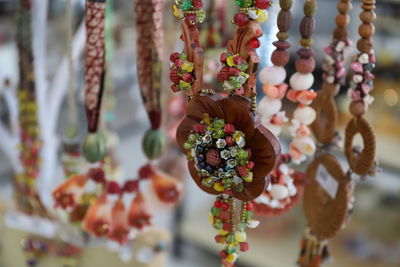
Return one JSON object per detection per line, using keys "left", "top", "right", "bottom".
{"left": 357, "top": 38, "right": 373, "bottom": 53}
{"left": 271, "top": 50, "right": 290, "bottom": 66}
{"left": 336, "top": 14, "right": 350, "bottom": 27}
{"left": 362, "top": 4, "right": 375, "bottom": 11}
{"left": 333, "top": 27, "right": 348, "bottom": 41}
{"left": 359, "top": 11, "right": 376, "bottom": 23}
{"left": 304, "top": 0, "right": 317, "bottom": 17}
{"left": 277, "top": 10, "right": 292, "bottom": 32}
{"left": 276, "top": 31, "right": 289, "bottom": 41}
{"left": 295, "top": 57, "right": 316, "bottom": 73}
{"left": 273, "top": 40, "right": 290, "bottom": 50}
{"left": 350, "top": 100, "right": 368, "bottom": 116}
{"left": 359, "top": 23, "right": 375, "bottom": 38}
{"left": 300, "top": 17, "right": 315, "bottom": 38}
{"left": 280, "top": 0, "right": 293, "bottom": 11}
{"left": 300, "top": 38, "right": 314, "bottom": 48}
{"left": 337, "top": 2, "right": 352, "bottom": 13}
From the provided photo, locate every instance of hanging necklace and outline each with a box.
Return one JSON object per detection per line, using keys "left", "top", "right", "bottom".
{"left": 172, "top": 1, "right": 280, "bottom": 266}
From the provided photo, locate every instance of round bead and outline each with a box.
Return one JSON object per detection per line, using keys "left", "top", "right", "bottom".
{"left": 234, "top": 12, "right": 249, "bottom": 27}
{"left": 297, "top": 48, "right": 315, "bottom": 58}
{"left": 359, "top": 23, "right": 375, "bottom": 38}
{"left": 270, "top": 184, "right": 289, "bottom": 200}
{"left": 357, "top": 38, "right": 373, "bottom": 54}
{"left": 336, "top": 13, "right": 350, "bottom": 27}
{"left": 271, "top": 50, "right": 289, "bottom": 66}
{"left": 280, "top": 0, "right": 293, "bottom": 10}
{"left": 291, "top": 136, "right": 316, "bottom": 156}
{"left": 258, "top": 96, "right": 282, "bottom": 117}
{"left": 337, "top": 2, "right": 352, "bottom": 13}
{"left": 293, "top": 106, "right": 316, "bottom": 125}
{"left": 82, "top": 133, "right": 106, "bottom": 163}
{"left": 234, "top": 231, "right": 247, "bottom": 242}
{"left": 304, "top": 0, "right": 316, "bottom": 16}
{"left": 333, "top": 27, "right": 348, "bottom": 41}
{"left": 289, "top": 72, "right": 314, "bottom": 91}
{"left": 273, "top": 40, "right": 290, "bottom": 50}
{"left": 359, "top": 11, "right": 376, "bottom": 23}
{"left": 256, "top": 0, "right": 270, "bottom": 9}
{"left": 300, "top": 38, "right": 314, "bottom": 48}
{"left": 295, "top": 57, "right": 315, "bottom": 74}
{"left": 259, "top": 66, "right": 286, "bottom": 85}
{"left": 350, "top": 100, "right": 368, "bottom": 116}
{"left": 276, "top": 31, "right": 289, "bottom": 41}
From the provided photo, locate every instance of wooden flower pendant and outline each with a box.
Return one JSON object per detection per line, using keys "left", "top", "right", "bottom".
{"left": 177, "top": 95, "right": 280, "bottom": 201}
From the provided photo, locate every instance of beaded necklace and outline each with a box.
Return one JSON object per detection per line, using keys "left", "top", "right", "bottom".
{"left": 253, "top": 0, "right": 317, "bottom": 216}
{"left": 172, "top": 1, "right": 280, "bottom": 266}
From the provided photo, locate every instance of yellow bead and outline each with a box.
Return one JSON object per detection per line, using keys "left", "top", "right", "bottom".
{"left": 226, "top": 253, "right": 237, "bottom": 263}
{"left": 213, "top": 182, "right": 225, "bottom": 192}
{"left": 243, "top": 171, "right": 253, "bottom": 183}
{"left": 182, "top": 62, "right": 194, "bottom": 72}
{"left": 256, "top": 10, "right": 268, "bottom": 23}
{"left": 209, "top": 213, "right": 214, "bottom": 224}
{"left": 226, "top": 55, "right": 236, "bottom": 67}
{"left": 173, "top": 5, "right": 184, "bottom": 19}
{"left": 218, "top": 229, "right": 229, "bottom": 236}
{"left": 234, "top": 231, "right": 247, "bottom": 242}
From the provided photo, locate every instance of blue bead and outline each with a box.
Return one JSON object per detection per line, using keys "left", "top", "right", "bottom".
{"left": 197, "top": 154, "right": 205, "bottom": 162}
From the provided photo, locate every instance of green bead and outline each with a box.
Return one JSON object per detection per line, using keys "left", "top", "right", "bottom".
{"left": 65, "top": 124, "right": 78, "bottom": 139}
{"left": 246, "top": 210, "right": 254, "bottom": 220}
{"left": 214, "top": 221, "right": 223, "bottom": 230}
{"left": 188, "top": 134, "right": 197, "bottom": 142}
{"left": 212, "top": 129, "right": 224, "bottom": 139}
{"left": 82, "top": 133, "right": 106, "bottom": 163}
{"left": 213, "top": 119, "right": 225, "bottom": 129}
{"left": 237, "top": 149, "right": 249, "bottom": 160}
{"left": 142, "top": 129, "right": 166, "bottom": 160}
{"left": 179, "top": 53, "right": 187, "bottom": 60}
{"left": 237, "top": 222, "right": 247, "bottom": 232}
{"left": 211, "top": 206, "right": 220, "bottom": 216}
{"left": 236, "top": 0, "right": 253, "bottom": 8}
{"left": 181, "top": 0, "right": 193, "bottom": 10}
{"left": 183, "top": 142, "right": 192, "bottom": 149}
{"left": 226, "top": 234, "right": 235, "bottom": 243}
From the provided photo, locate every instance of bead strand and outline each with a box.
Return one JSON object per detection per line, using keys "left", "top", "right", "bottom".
{"left": 287, "top": 0, "right": 317, "bottom": 164}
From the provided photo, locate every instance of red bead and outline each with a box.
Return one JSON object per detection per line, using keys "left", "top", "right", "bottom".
{"left": 192, "top": 124, "right": 205, "bottom": 133}
{"left": 240, "top": 242, "right": 249, "bottom": 252}
{"left": 248, "top": 38, "right": 260, "bottom": 49}
{"left": 233, "top": 55, "right": 243, "bottom": 65}
{"left": 170, "top": 69, "right": 180, "bottom": 83}
{"left": 217, "top": 67, "right": 230, "bottom": 82}
{"left": 192, "top": 0, "right": 203, "bottom": 8}
{"left": 185, "top": 14, "right": 198, "bottom": 27}
{"left": 233, "top": 12, "right": 249, "bottom": 27}
{"left": 171, "top": 85, "right": 179, "bottom": 92}
{"left": 221, "top": 202, "right": 229, "bottom": 211}
{"left": 220, "top": 250, "right": 228, "bottom": 259}
{"left": 223, "top": 222, "right": 232, "bottom": 231}
{"left": 229, "top": 67, "right": 240, "bottom": 76}
{"left": 224, "top": 124, "right": 235, "bottom": 134}
{"left": 247, "top": 161, "right": 254, "bottom": 170}
{"left": 220, "top": 52, "right": 228, "bottom": 63}
{"left": 246, "top": 202, "right": 253, "bottom": 210}
{"left": 170, "top": 52, "right": 180, "bottom": 63}
{"left": 123, "top": 180, "right": 139, "bottom": 193}
{"left": 225, "top": 136, "right": 233, "bottom": 146}
{"left": 237, "top": 166, "right": 247, "bottom": 177}
{"left": 106, "top": 181, "right": 121, "bottom": 194}
{"left": 138, "top": 164, "right": 154, "bottom": 179}
{"left": 88, "top": 168, "right": 106, "bottom": 184}
{"left": 182, "top": 73, "right": 193, "bottom": 83}
{"left": 219, "top": 210, "right": 230, "bottom": 221}
{"left": 215, "top": 235, "right": 222, "bottom": 243}
{"left": 214, "top": 200, "right": 222, "bottom": 208}
{"left": 256, "top": 0, "right": 270, "bottom": 9}
{"left": 175, "top": 59, "right": 183, "bottom": 67}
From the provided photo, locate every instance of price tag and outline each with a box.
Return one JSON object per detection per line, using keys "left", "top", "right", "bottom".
{"left": 316, "top": 164, "right": 339, "bottom": 199}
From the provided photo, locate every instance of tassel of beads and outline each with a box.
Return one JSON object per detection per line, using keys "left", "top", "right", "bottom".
{"left": 210, "top": 196, "right": 258, "bottom": 266}
{"left": 298, "top": 228, "right": 330, "bottom": 267}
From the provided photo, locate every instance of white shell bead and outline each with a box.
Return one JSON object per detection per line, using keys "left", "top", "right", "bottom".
{"left": 292, "top": 136, "right": 316, "bottom": 156}
{"left": 259, "top": 66, "right": 286, "bottom": 86}
{"left": 353, "top": 74, "right": 363, "bottom": 84}
{"left": 258, "top": 96, "right": 282, "bottom": 117}
{"left": 293, "top": 106, "right": 316, "bottom": 126}
{"left": 358, "top": 53, "right": 369, "bottom": 64}
{"left": 270, "top": 184, "right": 289, "bottom": 200}
{"left": 289, "top": 72, "right": 314, "bottom": 91}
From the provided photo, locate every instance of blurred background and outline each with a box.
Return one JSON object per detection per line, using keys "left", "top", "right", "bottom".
{"left": 0, "top": 0, "right": 399, "bottom": 266}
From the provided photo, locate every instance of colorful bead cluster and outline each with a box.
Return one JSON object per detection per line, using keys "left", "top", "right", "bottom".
{"left": 53, "top": 164, "right": 181, "bottom": 244}
{"left": 233, "top": 0, "right": 272, "bottom": 26}
{"left": 184, "top": 115, "right": 254, "bottom": 193}
{"left": 217, "top": 53, "right": 249, "bottom": 95}
{"left": 210, "top": 197, "right": 259, "bottom": 266}
{"left": 348, "top": 0, "right": 376, "bottom": 108}
{"left": 169, "top": 52, "right": 196, "bottom": 92}
{"left": 173, "top": 0, "right": 205, "bottom": 25}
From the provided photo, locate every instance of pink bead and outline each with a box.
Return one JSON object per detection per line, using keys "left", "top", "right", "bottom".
{"left": 224, "top": 124, "right": 235, "bottom": 134}
{"left": 351, "top": 62, "right": 363, "bottom": 73}
{"left": 286, "top": 89, "right": 299, "bottom": 103}
{"left": 234, "top": 12, "right": 249, "bottom": 27}
{"left": 336, "top": 67, "right": 346, "bottom": 78}
{"left": 225, "top": 136, "right": 233, "bottom": 146}
{"left": 277, "top": 83, "right": 288, "bottom": 99}
{"left": 235, "top": 87, "right": 245, "bottom": 96}
{"left": 240, "top": 242, "right": 249, "bottom": 252}
{"left": 237, "top": 166, "right": 247, "bottom": 177}
{"left": 193, "top": 124, "right": 205, "bottom": 133}
{"left": 262, "top": 84, "right": 280, "bottom": 98}
{"left": 171, "top": 85, "right": 179, "bottom": 92}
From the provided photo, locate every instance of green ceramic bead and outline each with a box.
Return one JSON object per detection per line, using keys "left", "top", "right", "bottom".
{"left": 236, "top": 0, "right": 252, "bottom": 8}
{"left": 82, "top": 133, "right": 106, "bottom": 163}
{"left": 142, "top": 129, "right": 165, "bottom": 160}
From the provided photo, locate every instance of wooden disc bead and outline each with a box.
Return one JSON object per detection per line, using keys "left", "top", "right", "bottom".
{"left": 336, "top": 14, "right": 350, "bottom": 27}
{"left": 276, "top": 31, "right": 289, "bottom": 41}
{"left": 359, "top": 23, "right": 375, "bottom": 38}
{"left": 362, "top": 4, "right": 376, "bottom": 11}
{"left": 350, "top": 100, "right": 368, "bottom": 116}
{"left": 300, "top": 38, "right": 314, "bottom": 48}
{"left": 295, "top": 57, "right": 316, "bottom": 73}
{"left": 271, "top": 49, "right": 290, "bottom": 66}
{"left": 273, "top": 40, "right": 291, "bottom": 50}
{"left": 280, "top": 0, "right": 293, "bottom": 11}
{"left": 304, "top": 0, "right": 317, "bottom": 17}
{"left": 357, "top": 38, "right": 373, "bottom": 54}
{"left": 277, "top": 10, "right": 292, "bottom": 32}
{"left": 337, "top": 1, "right": 352, "bottom": 13}
{"left": 300, "top": 17, "right": 315, "bottom": 38}
{"left": 333, "top": 27, "right": 348, "bottom": 40}
{"left": 360, "top": 11, "right": 376, "bottom": 23}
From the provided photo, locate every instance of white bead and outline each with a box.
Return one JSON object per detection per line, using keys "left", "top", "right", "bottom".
{"left": 326, "top": 75, "right": 335, "bottom": 84}
{"left": 292, "top": 136, "right": 316, "bottom": 156}
{"left": 269, "top": 199, "right": 279, "bottom": 208}
{"left": 258, "top": 96, "right": 282, "bottom": 117}
{"left": 270, "top": 184, "right": 289, "bottom": 200}
{"left": 336, "top": 41, "right": 345, "bottom": 52}
{"left": 293, "top": 106, "right": 316, "bottom": 126}
{"left": 259, "top": 66, "right": 286, "bottom": 86}
{"left": 325, "top": 55, "right": 334, "bottom": 65}
{"left": 289, "top": 72, "right": 314, "bottom": 91}
{"left": 246, "top": 219, "right": 260, "bottom": 229}
{"left": 358, "top": 53, "right": 369, "bottom": 64}
{"left": 255, "top": 194, "right": 270, "bottom": 204}
{"left": 353, "top": 74, "right": 363, "bottom": 84}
